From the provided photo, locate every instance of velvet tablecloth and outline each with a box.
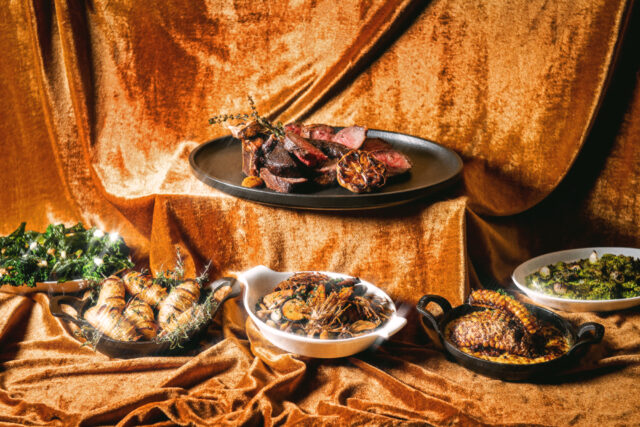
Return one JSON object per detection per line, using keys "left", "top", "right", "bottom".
{"left": 1, "top": 1, "right": 639, "bottom": 425}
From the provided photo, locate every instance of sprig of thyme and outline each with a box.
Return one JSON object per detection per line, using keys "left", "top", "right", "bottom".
{"left": 208, "top": 95, "right": 285, "bottom": 138}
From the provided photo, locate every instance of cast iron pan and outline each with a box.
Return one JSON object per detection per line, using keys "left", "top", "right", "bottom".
{"left": 417, "top": 294, "right": 604, "bottom": 381}
{"left": 189, "top": 129, "right": 462, "bottom": 210}
{"left": 50, "top": 277, "right": 241, "bottom": 358}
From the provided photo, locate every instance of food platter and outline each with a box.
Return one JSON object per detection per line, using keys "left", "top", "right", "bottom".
{"left": 237, "top": 265, "right": 407, "bottom": 358}
{"left": 189, "top": 129, "right": 462, "bottom": 210}
{"left": 512, "top": 247, "right": 640, "bottom": 312}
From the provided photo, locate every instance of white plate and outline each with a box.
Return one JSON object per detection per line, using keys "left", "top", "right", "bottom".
{"left": 237, "top": 265, "right": 407, "bottom": 358}
{"left": 0, "top": 279, "right": 89, "bottom": 294}
{"left": 512, "top": 247, "right": 640, "bottom": 312}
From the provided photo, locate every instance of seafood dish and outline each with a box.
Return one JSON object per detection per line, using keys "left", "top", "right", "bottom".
{"left": 254, "top": 272, "right": 393, "bottom": 339}
{"left": 81, "top": 270, "right": 230, "bottom": 345}
{"left": 0, "top": 222, "right": 132, "bottom": 288}
{"left": 445, "top": 290, "right": 570, "bottom": 364}
{"left": 525, "top": 251, "right": 640, "bottom": 300}
{"left": 208, "top": 99, "right": 412, "bottom": 194}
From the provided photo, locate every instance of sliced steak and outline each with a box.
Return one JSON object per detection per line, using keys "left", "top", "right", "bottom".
{"left": 312, "top": 159, "right": 338, "bottom": 187}
{"left": 361, "top": 138, "right": 412, "bottom": 176}
{"left": 368, "top": 150, "right": 412, "bottom": 176}
{"left": 332, "top": 126, "right": 367, "bottom": 150}
{"left": 241, "top": 137, "right": 264, "bottom": 177}
{"left": 301, "top": 124, "right": 335, "bottom": 141}
{"left": 260, "top": 168, "right": 308, "bottom": 193}
{"left": 361, "top": 138, "right": 392, "bottom": 152}
{"left": 309, "top": 139, "right": 350, "bottom": 159}
{"left": 283, "top": 132, "right": 328, "bottom": 167}
{"left": 263, "top": 141, "right": 303, "bottom": 177}
{"left": 284, "top": 122, "right": 303, "bottom": 135}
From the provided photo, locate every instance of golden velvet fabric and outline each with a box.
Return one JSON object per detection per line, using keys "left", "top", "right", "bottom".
{"left": 1, "top": 0, "right": 639, "bottom": 425}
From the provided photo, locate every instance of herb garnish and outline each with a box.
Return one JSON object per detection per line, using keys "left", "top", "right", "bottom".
{"left": 0, "top": 222, "right": 133, "bottom": 287}
{"left": 208, "top": 95, "right": 285, "bottom": 138}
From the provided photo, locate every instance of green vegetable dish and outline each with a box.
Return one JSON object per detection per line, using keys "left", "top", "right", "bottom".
{"left": 0, "top": 222, "right": 133, "bottom": 287}
{"left": 525, "top": 251, "right": 640, "bottom": 300}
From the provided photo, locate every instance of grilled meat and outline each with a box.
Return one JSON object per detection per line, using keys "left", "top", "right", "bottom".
{"left": 259, "top": 168, "right": 309, "bottom": 193}
{"left": 362, "top": 138, "right": 413, "bottom": 176}
{"left": 332, "top": 126, "right": 367, "bottom": 150}
{"left": 283, "top": 132, "right": 328, "bottom": 167}
{"left": 241, "top": 137, "right": 264, "bottom": 177}
{"left": 447, "top": 310, "right": 538, "bottom": 357}
{"left": 263, "top": 141, "right": 303, "bottom": 177}
{"left": 468, "top": 289, "right": 539, "bottom": 335}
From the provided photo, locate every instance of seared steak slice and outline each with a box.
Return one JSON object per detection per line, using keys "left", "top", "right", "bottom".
{"left": 284, "top": 122, "right": 303, "bottom": 135}
{"left": 368, "top": 151, "right": 412, "bottom": 176}
{"left": 312, "top": 159, "right": 338, "bottom": 187}
{"left": 361, "top": 138, "right": 392, "bottom": 152}
{"left": 263, "top": 141, "right": 303, "bottom": 177}
{"left": 332, "top": 125, "right": 367, "bottom": 150}
{"left": 259, "top": 168, "right": 308, "bottom": 193}
{"left": 362, "top": 138, "right": 412, "bottom": 176}
{"left": 309, "top": 139, "right": 350, "bottom": 158}
{"left": 241, "top": 137, "right": 263, "bottom": 177}
{"left": 301, "top": 124, "right": 335, "bottom": 141}
{"left": 283, "top": 132, "right": 328, "bottom": 167}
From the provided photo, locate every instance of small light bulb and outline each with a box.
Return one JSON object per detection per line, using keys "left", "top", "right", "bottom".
{"left": 93, "top": 229, "right": 105, "bottom": 238}
{"left": 29, "top": 242, "right": 37, "bottom": 250}
{"left": 93, "top": 257, "right": 104, "bottom": 266}
{"left": 109, "top": 232, "right": 119, "bottom": 242}
{"left": 60, "top": 250, "right": 67, "bottom": 259}
{"left": 37, "top": 260, "right": 48, "bottom": 267}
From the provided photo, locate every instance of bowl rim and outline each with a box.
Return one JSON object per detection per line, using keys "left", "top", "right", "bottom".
{"left": 239, "top": 268, "right": 406, "bottom": 344}
{"left": 512, "top": 247, "right": 640, "bottom": 305}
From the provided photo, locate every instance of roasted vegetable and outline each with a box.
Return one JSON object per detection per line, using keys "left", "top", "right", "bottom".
{"left": 96, "top": 276, "right": 126, "bottom": 312}
{"left": 123, "top": 271, "right": 168, "bottom": 307}
{"left": 157, "top": 279, "right": 201, "bottom": 329}
{"left": 336, "top": 150, "right": 386, "bottom": 193}
{"left": 123, "top": 299, "right": 158, "bottom": 340}
{"left": 84, "top": 305, "right": 140, "bottom": 342}
{"left": 525, "top": 251, "right": 640, "bottom": 300}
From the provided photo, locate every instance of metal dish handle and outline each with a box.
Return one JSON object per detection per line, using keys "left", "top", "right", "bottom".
{"left": 567, "top": 322, "right": 605, "bottom": 357}
{"left": 416, "top": 295, "right": 452, "bottom": 336}
{"left": 49, "top": 295, "right": 89, "bottom": 328}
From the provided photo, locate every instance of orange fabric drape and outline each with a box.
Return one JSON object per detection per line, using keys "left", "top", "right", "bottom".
{"left": 1, "top": 0, "right": 639, "bottom": 425}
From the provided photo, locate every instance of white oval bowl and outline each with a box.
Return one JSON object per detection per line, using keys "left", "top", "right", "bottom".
{"left": 237, "top": 265, "right": 407, "bottom": 358}
{"left": 512, "top": 247, "right": 640, "bottom": 312}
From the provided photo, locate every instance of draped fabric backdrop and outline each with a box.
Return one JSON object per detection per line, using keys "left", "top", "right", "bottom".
{"left": 1, "top": 1, "right": 639, "bottom": 425}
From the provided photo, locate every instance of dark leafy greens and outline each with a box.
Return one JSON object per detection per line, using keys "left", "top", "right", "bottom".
{"left": 0, "top": 222, "right": 133, "bottom": 287}
{"left": 525, "top": 251, "right": 640, "bottom": 300}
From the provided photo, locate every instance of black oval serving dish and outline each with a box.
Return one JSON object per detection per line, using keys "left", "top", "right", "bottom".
{"left": 50, "top": 277, "right": 241, "bottom": 358}
{"left": 417, "top": 294, "right": 604, "bottom": 381}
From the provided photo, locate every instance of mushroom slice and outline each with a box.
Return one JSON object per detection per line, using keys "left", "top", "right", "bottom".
{"left": 281, "top": 298, "right": 308, "bottom": 322}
